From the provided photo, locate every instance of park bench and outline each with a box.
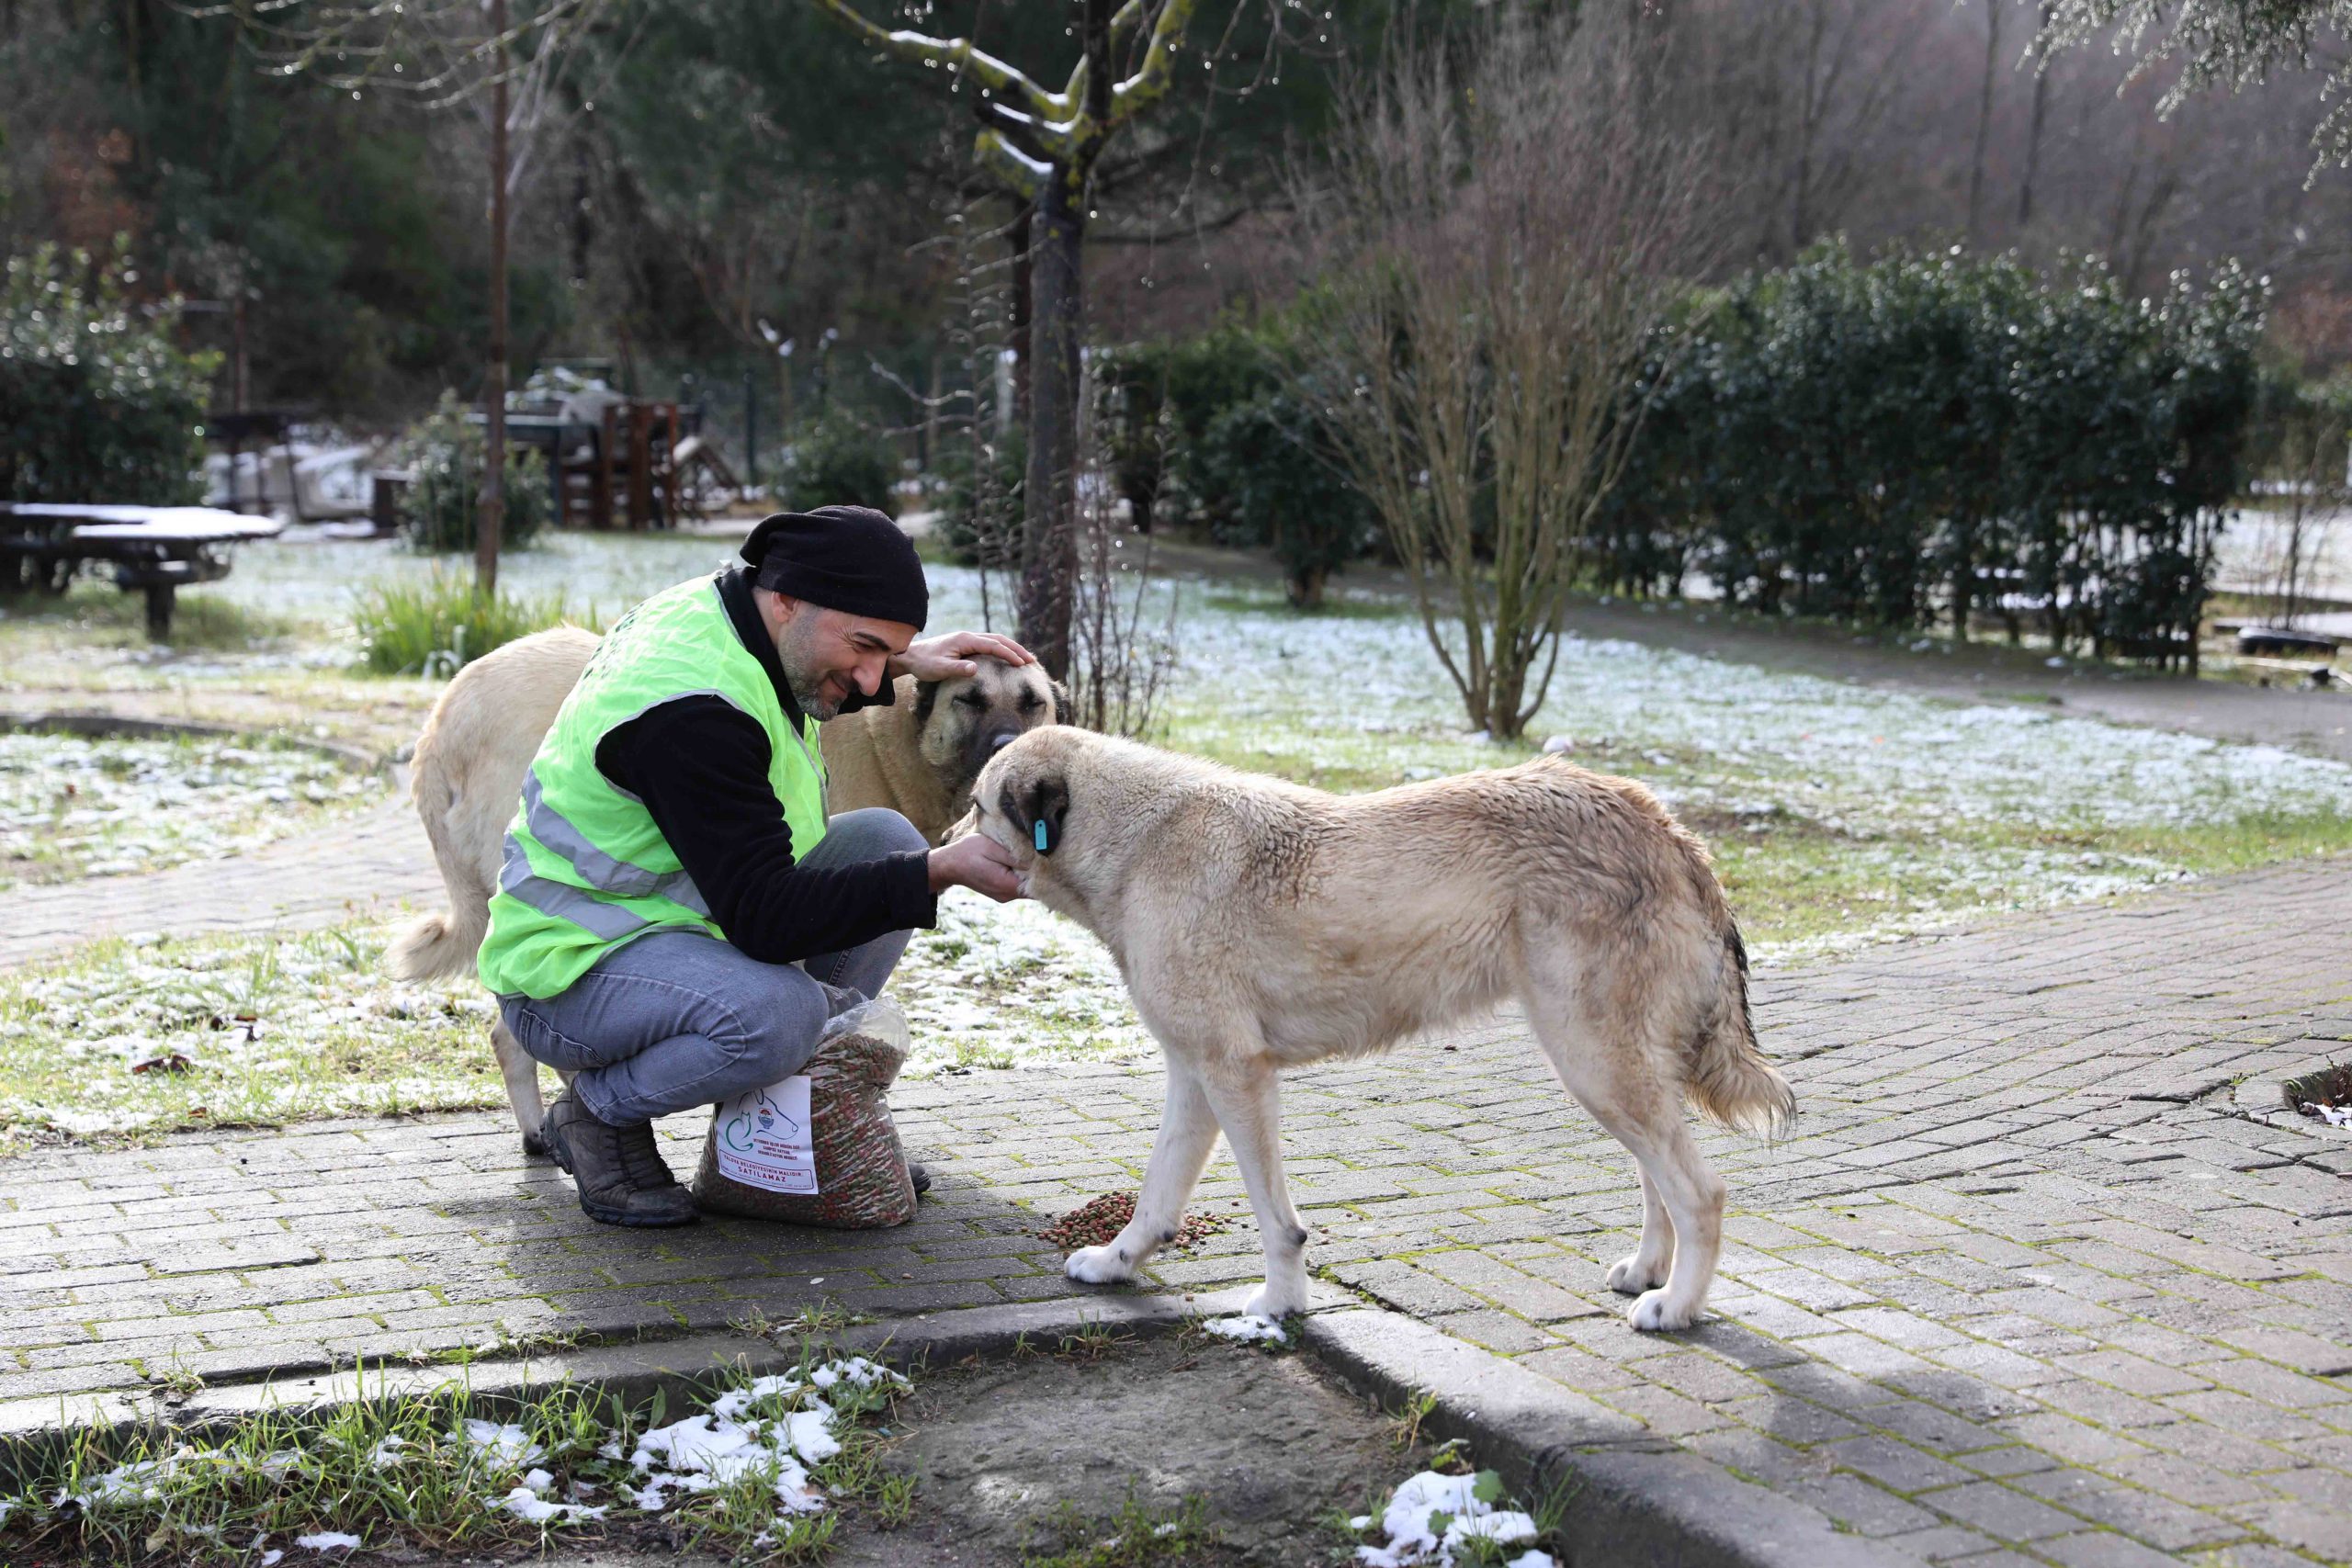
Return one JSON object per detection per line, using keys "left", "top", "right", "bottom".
{"left": 0, "top": 502, "right": 284, "bottom": 639}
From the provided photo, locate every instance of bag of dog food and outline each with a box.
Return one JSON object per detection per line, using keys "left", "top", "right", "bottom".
{"left": 692, "top": 998, "right": 918, "bottom": 1229}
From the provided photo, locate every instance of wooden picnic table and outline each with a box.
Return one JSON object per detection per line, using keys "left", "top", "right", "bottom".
{"left": 0, "top": 503, "right": 284, "bottom": 639}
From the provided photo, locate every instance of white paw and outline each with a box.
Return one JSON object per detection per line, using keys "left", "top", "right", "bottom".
{"left": 1064, "top": 1244, "right": 1136, "bottom": 1285}
{"left": 1627, "top": 1289, "right": 1697, "bottom": 1332}
{"left": 1244, "top": 1280, "right": 1307, "bottom": 1320}
{"left": 1606, "top": 1254, "right": 1668, "bottom": 1295}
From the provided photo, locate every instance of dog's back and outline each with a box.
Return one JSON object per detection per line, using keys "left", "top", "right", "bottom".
{"left": 384, "top": 626, "right": 598, "bottom": 979}
{"left": 1297, "top": 758, "right": 1787, "bottom": 1133}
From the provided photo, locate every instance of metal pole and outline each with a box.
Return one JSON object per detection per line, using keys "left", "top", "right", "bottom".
{"left": 476, "top": 0, "right": 510, "bottom": 597}
{"left": 743, "top": 368, "right": 760, "bottom": 490}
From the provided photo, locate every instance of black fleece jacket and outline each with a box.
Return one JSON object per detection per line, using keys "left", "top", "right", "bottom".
{"left": 591, "top": 568, "right": 937, "bottom": 964}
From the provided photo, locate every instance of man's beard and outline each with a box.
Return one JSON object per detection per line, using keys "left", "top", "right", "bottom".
{"left": 790, "top": 678, "right": 842, "bottom": 723}
{"left": 775, "top": 622, "right": 842, "bottom": 721}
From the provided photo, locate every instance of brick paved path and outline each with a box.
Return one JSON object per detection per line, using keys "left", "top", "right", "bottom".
{"left": 0, "top": 795, "right": 441, "bottom": 970}
{"left": 5, "top": 859, "right": 2350, "bottom": 1564}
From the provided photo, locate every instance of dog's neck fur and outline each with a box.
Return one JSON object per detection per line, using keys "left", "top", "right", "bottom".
{"left": 1028, "top": 736, "right": 1267, "bottom": 963}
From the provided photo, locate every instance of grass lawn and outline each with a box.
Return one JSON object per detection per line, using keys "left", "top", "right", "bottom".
{"left": 0, "top": 728, "right": 382, "bottom": 888}
{"left": 0, "top": 1343, "right": 914, "bottom": 1563}
{"left": 2, "top": 532, "right": 2347, "bottom": 1148}
{"left": 0, "top": 923, "right": 494, "bottom": 1151}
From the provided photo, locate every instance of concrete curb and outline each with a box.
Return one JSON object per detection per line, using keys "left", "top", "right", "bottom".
{"left": 1304, "top": 1308, "right": 1927, "bottom": 1568}
{"left": 1, "top": 1289, "right": 1916, "bottom": 1566}
{"left": 0, "top": 1283, "right": 1345, "bottom": 1477}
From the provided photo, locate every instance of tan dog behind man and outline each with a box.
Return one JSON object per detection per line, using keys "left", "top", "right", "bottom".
{"left": 961, "top": 727, "right": 1793, "bottom": 1331}
{"left": 387, "top": 623, "right": 1062, "bottom": 1155}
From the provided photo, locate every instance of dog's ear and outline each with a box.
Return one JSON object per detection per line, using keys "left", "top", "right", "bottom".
{"left": 1050, "top": 679, "right": 1074, "bottom": 728}
{"left": 913, "top": 679, "right": 942, "bottom": 722}
{"left": 1009, "top": 773, "right": 1070, "bottom": 855}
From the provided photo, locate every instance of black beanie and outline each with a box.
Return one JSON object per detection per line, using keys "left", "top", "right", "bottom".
{"left": 739, "top": 505, "right": 929, "bottom": 629}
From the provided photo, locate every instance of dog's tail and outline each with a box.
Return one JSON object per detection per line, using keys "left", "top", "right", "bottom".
{"left": 384, "top": 907, "right": 484, "bottom": 981}
{"left": 1687, "top": 923, "right": 1796, "bottom": 1138}
{"left": 383, "top": 717, "right": 494, "bottom": 983}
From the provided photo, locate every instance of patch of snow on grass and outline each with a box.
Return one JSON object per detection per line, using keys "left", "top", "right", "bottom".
{"left": 627, "top": 1359, "right": 894, "bottom": 1520}
{"left": 488, "top": 1483, "right": 606, "bottom": 1524}
{"left": 1355, "top": 1469, "right": 1542, "bottom": 1567}
{"left": 0, "top": 731, "right": 377, "bottom": 888}
{"left": 458, "top": 1419, "right": 547, "bottom": 1472}
{"left": 893, "top": 889, "right": 1148, "bottom": 1075}
{"left": 294, "top": 1532, "right": 362, "bottom": 1552}
{"left": 0, "top": 922, "right": 498, "bottom": 1146}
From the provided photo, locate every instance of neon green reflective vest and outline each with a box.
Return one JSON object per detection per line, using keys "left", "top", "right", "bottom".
{"left": 476, "top": 574, "right": 828, "bottom": 998}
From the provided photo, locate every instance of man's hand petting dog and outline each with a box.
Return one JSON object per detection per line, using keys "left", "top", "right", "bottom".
{"left": 928, "top": 830, "right": 1025, "bottom": 902}
{"left": 893, "top": 628, "right": 1036, "bottom": 682}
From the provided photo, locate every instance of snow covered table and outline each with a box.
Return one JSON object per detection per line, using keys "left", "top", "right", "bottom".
{"left": 0, "top": 503, "right": 285, "bottom": 638}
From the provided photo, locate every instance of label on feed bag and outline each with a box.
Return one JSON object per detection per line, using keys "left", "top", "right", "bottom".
{"left": 713, "top": 1075, "right": 819, "bottom": 1194}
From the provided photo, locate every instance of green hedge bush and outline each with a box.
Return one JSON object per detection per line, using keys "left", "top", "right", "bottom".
{"left": 775, "top": 412, "right": 898, "bottom": 514}
{"left": 1096, "top": 323, "right": 1374, "bottom": 606}
{"left": 395, "top": 393, "right": 549, "bottom": 553}
{"left": 1599, "top": 243, "right": 2262, "bottom": 666}
{"left": 1196, "top": 389, "right": 1377, "bottom": 607}
{"left": 0, "top": 241, "right": 216, "bottom": 506}
{"left": 1104, "top": 246, "right": 2261, "bottom": 662}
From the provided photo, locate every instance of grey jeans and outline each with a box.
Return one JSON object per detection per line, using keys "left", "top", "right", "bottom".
{"left": 498, "top": 807, "right": 925, "bottom": 1126}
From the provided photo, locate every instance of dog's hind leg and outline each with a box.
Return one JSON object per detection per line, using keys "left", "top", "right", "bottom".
{"left": 492, "top": 1019, "right": 550, "bottom": 1158}
{"left": 1528, "top": 998, "right": 1725, "bottom": 1332}
{"left": 1198, "top": 1055, "right": 1312, "bottom": 1320}
{"left": 1611, "top": 1114, "right": 1724, "bottom": 1331}
{"left": 1607, "top": 1167, "right": 1675, "bottom": 1297}
{"left": 1066, "top": 1061, "right": 1218, "bottom": 1288}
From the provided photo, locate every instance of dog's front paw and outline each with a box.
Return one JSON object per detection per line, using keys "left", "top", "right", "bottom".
{"left": 1064, "top": 1245, "right": 1138, "bottom": 1285}
{"left": 1243, "top": 1280, "right": 1307, "bottom": 1320}
{"left": 1605, "top": 1253, "right": 1669, "bottom": 1295}
{"left": 1627, "top": 1289, "right": 1697, "bottom": 1332}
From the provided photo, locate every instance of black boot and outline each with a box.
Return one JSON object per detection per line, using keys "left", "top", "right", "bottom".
{"left": 616, "top": 1118, "right": 694, "bottom": 1204}
{"left": 543, "top": 1088, "right": 697, "bottom": 1227}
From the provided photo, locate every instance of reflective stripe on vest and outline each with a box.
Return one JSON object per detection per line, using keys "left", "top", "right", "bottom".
{"left": 520, "top": 766, "right": 711, "bottom": 916}
{"left": 497, "top": 833, "right": 650, "bottom": 942}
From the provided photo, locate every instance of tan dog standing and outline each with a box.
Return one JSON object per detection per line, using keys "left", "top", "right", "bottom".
{"left": 961, "top": 727, "right": 1793, "bottom": 1331}
{"left": 387, "top": 624, "right": 1061, "bottom": 1154}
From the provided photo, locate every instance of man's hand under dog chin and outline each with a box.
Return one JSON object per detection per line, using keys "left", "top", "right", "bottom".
{"left": 891, "top": 629, "right": 1036, "bottom": 682}
{"left": 928, "top": 830, "right": 1025, "bottom": 903}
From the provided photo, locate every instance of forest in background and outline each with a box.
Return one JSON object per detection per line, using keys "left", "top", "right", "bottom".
{"left": 8, "top": 0, "right": 2352, "bottom": 438}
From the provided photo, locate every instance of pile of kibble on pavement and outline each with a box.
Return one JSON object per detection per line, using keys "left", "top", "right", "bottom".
{"left": 1035, "top": 1191, "right": 1231, "bottom": 1253}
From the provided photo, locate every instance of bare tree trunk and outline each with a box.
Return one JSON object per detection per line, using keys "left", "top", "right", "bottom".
{"left": 1967, "top": 0, "right": 2003, "bottom": 246}
{"left": 1018, "top": 170, "right": 1084, "bottom": 678}
{"left": 476, "top": 0, "right": 509, "bottom": 599}
{"left": 569, "top": 129, "right": 594, "bottom": 288}
{"left": 2017, "top": 2, "right": 2052, "bottom": 227}
{"left": 1009, "top": 201, "right": 1034, "bottom": 431}
{"left": 1792, "top": 0, "right": 1830, "bottom": 252}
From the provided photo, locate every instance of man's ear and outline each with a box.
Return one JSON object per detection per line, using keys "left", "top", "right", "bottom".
{"left": 1050, "top": 680, "right": 1074, "bottom": 728}
{"left": 1012, "top": 773, "right": 1070, "bottom": 855}
{"left": 913, "top": 679, "right": 942, "bottom": 722}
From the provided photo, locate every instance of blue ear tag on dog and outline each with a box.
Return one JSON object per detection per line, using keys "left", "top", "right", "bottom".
{"left": 1034, "top": 818, "right": 1053, "bottom": 854}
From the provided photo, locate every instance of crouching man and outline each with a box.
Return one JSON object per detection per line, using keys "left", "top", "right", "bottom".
{"left": 476, "top": 505, "right": 1028, "bottom": 1225}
